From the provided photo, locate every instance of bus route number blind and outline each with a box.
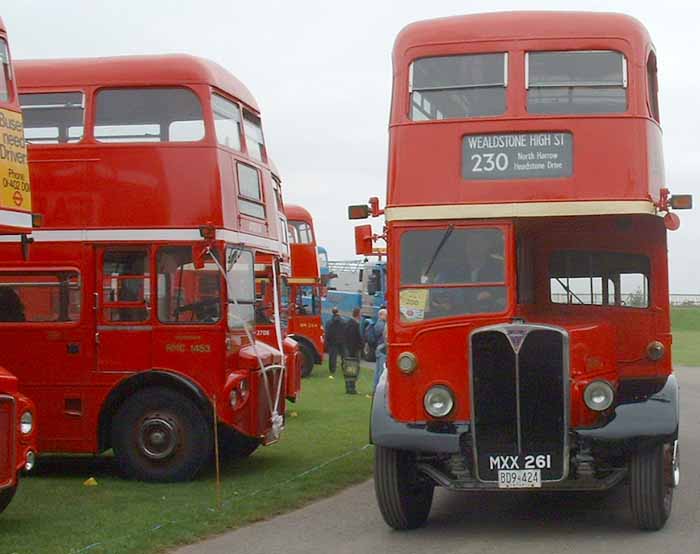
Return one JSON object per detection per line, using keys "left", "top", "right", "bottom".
{"left": 462, "top": 132, "right": 573, "bottom": 180}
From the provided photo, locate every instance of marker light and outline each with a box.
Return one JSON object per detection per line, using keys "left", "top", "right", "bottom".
{"left": 670, "top": 195, "right": 693, "bottom": 210}
{"left": 397, "top": 352, "right": 418, "bottom": 374}
{"left": 347, "top": 205, "right": 370, "bottom": 220}
{"left": 647, "top": 340, "right": 665, "bottom": 361}
{"left": 20, "top": 411, "right": 33, "bottom": 435}
{"left": 584, "top": 381, "right": 615, "bottom": 412}
{"left": 424, "top": 385, "right": 455, "bottom": 418}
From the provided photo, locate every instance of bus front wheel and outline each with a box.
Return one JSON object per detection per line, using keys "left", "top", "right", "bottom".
{"left": 629, "top": 441, "right": 677, "bottom": 530}
{"left": 112, "top": 387, "right": 212, "bottom": 482}
{"left": 300, "top": 343, "right": 315, "bottom": 378}
{"left": 374, "top": 446, "right": 434, "bottom": 530}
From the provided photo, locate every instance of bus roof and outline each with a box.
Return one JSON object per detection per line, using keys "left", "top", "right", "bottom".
{"left": 395, "top": 11, "right": 651, "bottom": 57}
{"left": 0, "top": 17, "right": 6, "bottom": 34}
{"left": 15, "top": 54, "right": 260, "bottom": 112}
{"left": 285, "top": 204, "right": 314, "bottom": 223}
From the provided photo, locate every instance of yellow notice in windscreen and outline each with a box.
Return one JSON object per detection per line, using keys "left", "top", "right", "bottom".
{"left": 0, "top": 107, "right": 31, "bottom": 213}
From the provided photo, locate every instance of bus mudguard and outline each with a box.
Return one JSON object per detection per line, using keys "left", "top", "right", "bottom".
{"left": 370, "top": 371, "right": 469, "bottom": 453}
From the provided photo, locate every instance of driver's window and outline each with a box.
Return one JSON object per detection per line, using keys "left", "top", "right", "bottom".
{"left": 102, "top": 249, "right": 150, "bottom": 322}
{"left": 157, "top": 246, "right": 221, "bottom": 324}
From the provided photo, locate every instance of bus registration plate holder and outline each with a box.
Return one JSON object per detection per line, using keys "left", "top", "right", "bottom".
{"left": 498, "top": 469, "right": 542, "bottom": 488}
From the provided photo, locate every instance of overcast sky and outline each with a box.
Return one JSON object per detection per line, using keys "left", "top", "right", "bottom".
{"left": 3, "top": 1, "right": 698, "bottom": 292}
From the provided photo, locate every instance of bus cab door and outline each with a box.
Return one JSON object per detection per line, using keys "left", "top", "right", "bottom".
{"left": 95, "top": 247, "right": 153, "bottom": 372}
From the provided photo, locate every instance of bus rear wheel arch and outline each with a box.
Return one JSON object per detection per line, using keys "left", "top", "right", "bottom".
{"left": 111, "top": 387, "right": 212, "bottom": 482}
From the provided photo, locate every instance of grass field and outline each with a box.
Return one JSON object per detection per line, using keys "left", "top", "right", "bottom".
{"left": 672, "top": 306, "right": 700, "bottom": 366}
{"left": 0, "top": 364, "right": 376, "bottom": 554}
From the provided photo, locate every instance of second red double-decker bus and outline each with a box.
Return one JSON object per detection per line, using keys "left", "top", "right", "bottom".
{"left": 0, "top": 16, "right": 37, "bottom": 515}
{"left": 0, "top": 54, "right": 300, "bottom": 482}
{"left": 352, "top": 12, "right": 691, "bottom": 531}
{"left": 284, "top": 204, "right": 324, "bottom": 376}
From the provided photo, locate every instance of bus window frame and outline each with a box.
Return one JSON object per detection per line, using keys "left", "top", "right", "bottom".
{"left": 0, "top": 267, "right": 82, "bottom": 326}
{"left": 19, "top": 90, "right": 87, "bottom": 145}
{"left": 393, "top": 221, "right": 515, "bottom": 327}
{"left": 547, "top": 248, "right": 652, "bottom": 310}
{"left": 407, "top": 51, "right": 509, "bottom": 121}
{"left": 210, "top": 88, "right": 244, "bottom": 153}
{"left": 0, "top": 37, "right": 14, "bottom": 104}
{"left": 241, "top": 108, "right": 266, "bottom": 163}
{"left": 236, "top": 161, "right": 267, "bottom": 221}
{"left": 92, "top": 86, "right": 208, "bottom": 145}
{"left": 524, "top": 49, "right": 629, "bottom": 115}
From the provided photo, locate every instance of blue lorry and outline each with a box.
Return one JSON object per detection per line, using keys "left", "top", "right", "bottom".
{"left": 319, "top": 256, "right": 387, "bottom": 361}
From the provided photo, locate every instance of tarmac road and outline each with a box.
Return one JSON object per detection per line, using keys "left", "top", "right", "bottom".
{"left": 173, "top": 366, "right": 700, "bottom": 554}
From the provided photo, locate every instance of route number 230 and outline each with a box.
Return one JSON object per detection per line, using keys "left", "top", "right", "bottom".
{"left": 471, "top": 153, "right": 508, "bottom": 172}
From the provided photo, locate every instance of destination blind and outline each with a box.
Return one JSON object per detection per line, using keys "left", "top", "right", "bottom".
{"left": 462, "top": 132, "right": 573, "bottom": 180}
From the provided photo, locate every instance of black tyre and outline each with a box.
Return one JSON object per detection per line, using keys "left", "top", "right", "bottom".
{"left": 363, "top": 342, "right": 376, "bottom": 363}
{"left": 112, "top": 388, "right": 212, "bottom": 482}
{"left": 0, "top": 483, "right": 17, "bottom": 514}
{"left": 218, "top": 425, "right": 261, "bottom": 459}
{"left": 629, "top": 441, "right": 676, "bottom": 530}
{"left": 300, "top": 343, "right": 315, "bottom": 378}
{"left": 374, "top": 446, "right": 434, "bottom": 530}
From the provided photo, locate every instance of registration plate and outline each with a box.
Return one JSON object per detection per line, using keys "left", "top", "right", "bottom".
{"left": 498, "top": 469, "right": 541, "bottom": 488}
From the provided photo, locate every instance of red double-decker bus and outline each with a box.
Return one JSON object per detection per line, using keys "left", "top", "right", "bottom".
{"left": 0, "top": 367, "right": 35, "bottom": 514}
{"left": 0, "top": 17, "right": 31, "bottom": 234}
{"left": 285, "top": 204, "right": 324, "bottom": 376}
{"left": 254, "top": 200, "right": 325, "bottom": 377}
{"left": 0, "top": 54, "right": 301, "bottom": 482}
{"left": 0, "top": 17, "right": 37, "bottom": 515}
{"left": 352, "top": 12, "right": 691, "bottom": 530}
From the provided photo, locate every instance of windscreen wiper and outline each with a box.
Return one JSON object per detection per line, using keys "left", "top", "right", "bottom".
{"left": 422, "top": 224, "right": 454, "bottom": 281}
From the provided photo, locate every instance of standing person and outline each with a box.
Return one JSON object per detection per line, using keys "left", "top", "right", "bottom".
{"left": 342, "top": 308, "right": 364, "bottom": 394}
{"left": 373, "top": 308, "right": 388, "bottom": 392}
{"left": 344, "top": 308, "right": 363, "bottom": 360}
{"left": 324, "top": 307, "right": 345, "bottom": 374}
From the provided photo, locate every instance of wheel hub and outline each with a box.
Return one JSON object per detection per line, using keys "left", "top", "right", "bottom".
{"left": 671, "top": 440, "right": 680, "bottom": 488}
{"left": 139, "top": 416, "right": 179, "bottom": 460}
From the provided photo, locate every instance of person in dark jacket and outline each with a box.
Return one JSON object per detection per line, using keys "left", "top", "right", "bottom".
{"left": 324, "top": 307, "right": 345, "bottom": 374}
{"left": 342, "top": 308, "right": 364, "bottom": 394}
{"left": 344, "top": 308, "right": 364, "bottom": 359}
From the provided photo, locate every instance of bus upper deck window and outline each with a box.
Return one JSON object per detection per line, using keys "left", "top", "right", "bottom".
{"left": 0, "top": 39, "right": 10, "bottom": 102}
{"left": 20, "top": 92, "right": 85, "bottom": 144}
{"left": 409, "top": 53, "right": 507, "bottom": 121}
{"left": 212, "top": 93, "right": 242, "bottom": 150}
{"left": 527, "top": 50, "right": 627, "bottom": 115}
{"left": 95, "top": 88, "right": 204, "bottom": 143}
{"left": 242, "top": 110, "right": 265, "bottom": 162}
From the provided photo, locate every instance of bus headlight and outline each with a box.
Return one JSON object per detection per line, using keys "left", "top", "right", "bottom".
{"left": 20, "top": 411, "right": 33, "bottom": 435}
{"left": 397, "top": 352, "right": 418, "bottom": 374}
{"left": 423, "top": 385, "right": 454, "bottom": 417}
{"left": 584, "top": 381, "right": 615, "bottom": 412}
{"left": 229, "top": 389, "right": 239, "bottom": 409}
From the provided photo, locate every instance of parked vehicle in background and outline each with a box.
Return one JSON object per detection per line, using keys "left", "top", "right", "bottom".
{"left": 0, "top": 367, "right": 36, "bottom": 514}
{"left": 0, "top": 16, "right": 37, "bottom": 515}
{"left": 0, "top": 17, "right": 32, "bottom": 233}
{"left": 322, "top": 257, "right": 386, "bottom": 360}
{"left": 351, "top": 12, "right": 690, "bottom": 531}
{"left": 284, "top": 205, "right": 324, "bottom": 376}
{"left": 0, "top": 55, "right": 301, "bottom": 482}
